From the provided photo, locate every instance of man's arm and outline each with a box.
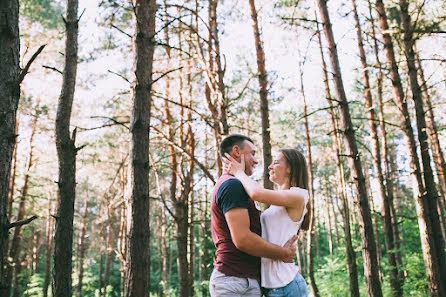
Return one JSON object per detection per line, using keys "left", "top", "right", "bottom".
{"left": 225, "top": 208, "right": 297, "bottom": 262}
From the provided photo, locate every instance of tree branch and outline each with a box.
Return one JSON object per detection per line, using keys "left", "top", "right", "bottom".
{"left": 19, "top": 45, "right": 47, "bottom": 83}
{"left": 8, "top": 215, "right": 38, "bottom": 229}
{"left": 43, "top": 65, "right": 63, "bottom": 74}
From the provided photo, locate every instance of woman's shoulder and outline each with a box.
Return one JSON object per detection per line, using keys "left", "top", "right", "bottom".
{"left": 289, "top": 187, "right": 309, "bottom": 203}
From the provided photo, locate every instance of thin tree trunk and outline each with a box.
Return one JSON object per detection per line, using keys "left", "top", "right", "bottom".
{"left": 399, "top": 1, "right": 446, "bottom": 294}
{"left": 103, "top": 215, "right": 115, "bottom": 297}
{"left": 43, "top": 198, "right": 54, "bottom": 297}
{"left": 324, "top": 193, "right": 333, "bottom": 256}
{"left": 201, "top": 135, "right": 210, "bottom": 297}
{"left": 76, "top": 195, "right": 89, "bottom": 297}
{"left": 124, "top": 0, "right": 156, "bottom": 296}
{"left": 351, "top": 0, "right": 401, "bottom": 292}
{"left": 299, "top": 56, "right": 320, "bottom": 296}
{"left": 52, "top": 0, "right": 79, "bottom": 295}
{"left": 317, "top": 2, "right": 383, "bottom": 296}
{"left": 249, "top": 0, "right": 273, "bottom": 189}
{"left": 98, "top": 253, "right": 103, "bottom": 296}
{"left": 298, "top": 53, "right": 315, "bottom": 273}
{"left": 0, "top": 1, "right": 20, "bottom": 293}
{"left": 161, "top": 205, "right": 168, "bottom": 294}
{"left": 315, "top": 14, "right": 360, "bottom": 297}
{"left": 367, "top": 0, "right": 404, "bottom": 281}
{"left": 209, "top": 0, "right": 228, "bottom": 135}
{"left": 6, "top": 106, "right": 39, "bottom": 292}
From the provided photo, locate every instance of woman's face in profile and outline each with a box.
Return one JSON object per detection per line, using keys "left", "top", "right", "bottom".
{"left": 268, "top": 152, "right": 290, "bottom": 186}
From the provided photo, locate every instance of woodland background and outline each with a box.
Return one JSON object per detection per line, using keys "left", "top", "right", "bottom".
{"left": 1, "top": 0, "right": 446, "bottom": 296}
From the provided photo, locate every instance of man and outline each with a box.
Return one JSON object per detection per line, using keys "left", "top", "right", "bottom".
{"left": 209, "top": 134, "right": 298, "bottom": 296}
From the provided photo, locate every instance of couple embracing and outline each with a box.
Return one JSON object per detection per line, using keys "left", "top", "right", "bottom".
{"left": 210, "top": 134, "right": 311, "bottom": 297}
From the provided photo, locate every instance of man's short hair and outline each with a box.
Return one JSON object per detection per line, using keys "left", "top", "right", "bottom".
{"left": 219, "top": 134, "right": 254, "bottom": 157}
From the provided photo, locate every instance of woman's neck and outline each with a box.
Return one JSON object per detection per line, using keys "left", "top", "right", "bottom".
{"left": 277, "top": 182, "right": 290, "bottom": 190}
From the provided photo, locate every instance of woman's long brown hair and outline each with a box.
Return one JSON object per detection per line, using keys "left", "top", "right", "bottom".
{"left": 280, "top": 148, "right": 311, "bottom": 231}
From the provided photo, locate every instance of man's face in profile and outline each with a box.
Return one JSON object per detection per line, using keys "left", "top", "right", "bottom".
{"left": 238, "top": 140, "right": 258, "bottom": 176}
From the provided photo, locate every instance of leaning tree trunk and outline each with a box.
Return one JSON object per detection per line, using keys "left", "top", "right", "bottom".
{"left": 376, "top": 1, "right": 446, "bottom": 295}
{"left": 0, "top": 0, "right": 20, "bottom": 293}
{"left": 315, "top": 15, "right": 360, "bottom": 297}
{"left": 124, "top": 0, "right": 157, "bottom": 296}
{"left": 249, "top": 0, "right": 273, "bottom": 189}
{"left": 316, "top": 1, "right": 383, "bottom": 296}
{"left": 52, "top": 0, "right": 79, "bottom": 295}
{"left": 351, "top": 0, "right": 402, "bottom": 294}
{"left": 399, "top": 1, "right": 446, "bottom": 294}
{"left": 298, "top": 55, "right": 320, "bottom": 297}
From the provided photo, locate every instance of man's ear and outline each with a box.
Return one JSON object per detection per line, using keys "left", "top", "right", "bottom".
{"left": 232, "top": 145, "right": 241, "bottom": 157}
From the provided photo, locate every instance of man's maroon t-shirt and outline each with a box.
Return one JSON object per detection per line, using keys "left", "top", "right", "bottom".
{"left": 211, "top": 173, "right": 261, "bottom": 280}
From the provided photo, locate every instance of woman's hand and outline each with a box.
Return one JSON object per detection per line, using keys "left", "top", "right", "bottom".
{"left": 222, "top": 153, "right": 245, "bottom": 176}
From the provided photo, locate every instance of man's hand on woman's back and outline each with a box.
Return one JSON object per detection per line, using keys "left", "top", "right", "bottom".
{"left": 281, "top": 235, "right": 298, "bottom": 263}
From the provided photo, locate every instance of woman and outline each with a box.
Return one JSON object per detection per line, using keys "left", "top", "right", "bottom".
{"left": 223, "top": 148, "right": 311, "bottom": 297}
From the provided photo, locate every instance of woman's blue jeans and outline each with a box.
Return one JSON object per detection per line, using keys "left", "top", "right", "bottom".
{"left": 264, "top": 272, "right": 308, "bottom": 297}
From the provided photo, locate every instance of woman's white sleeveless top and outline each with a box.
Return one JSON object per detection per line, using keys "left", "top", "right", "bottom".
{"left": 260, "top": 187, "right": 309, "bottom": 288}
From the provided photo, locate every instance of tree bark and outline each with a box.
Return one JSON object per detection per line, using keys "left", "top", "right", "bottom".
{"left": 75, "top": 195, "right": 89, "bottom": 297}
{"left": 52, "top": 0, "right": 79, "bottom": 295}
{"left": 103, "top": 216, "right": 115, "bottom": 297}
{"left": 367, "top": 0, "right": 404, "bottom": 281}
{"left": 43, "top": 199, "right": 54, "bottom": 297}
{"left": 0, "top": 0, "right": 20, "bottom": 293}
{"left": 351, "top": 0, "right": 401, "bottom": 293}
{"left": 316, "top": 1, "right": 383, "bottom": 296}
{"left": 415, "top": 50, "right": 446, "bottom": 241}
{"left": 123, "top": 0, "right": 156, "bottom": 296}
{"left": 375, "top": 0, "right": 446, "bottom": 294}
{"left": 398, "top": 1, "right": 446, "bottom": 294}
{"left": 315, "top": 14, "right": 360, "bottom": 297}
{"left": 299, "top": 56, "right": 320, "bottom": 296}
{"left": 249, "top": 0, "right": 273, "bottom": 189}
{"left": 6, "top": 105, "right": 39, "bottom": 293}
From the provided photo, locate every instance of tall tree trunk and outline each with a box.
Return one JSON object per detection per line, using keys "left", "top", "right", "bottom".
{"left": 299, "top": 56, "right": 320, "bottom": 297}
{"left": 43, "top": 198, "right": 54, "bottom": 297}
{"left": 201, "top": 135, "right": 210, "bottom": 297}
{"left": 367, "top": 0, "right": 404, "bottom": 281}
{"left": 316, "top": 1, "right": 383, "bottom": 296}
{"left": 0, "top": 0, "right": 20, "bottom": 293}
{"left": 52, "top": 0, "right": 79, "bottom": 295}
{"left": 6, "top": 106, "right": 39, "bottom": 292}
{"left": 249, "top": 0, "right": 273, "bottom": 189}
{"left": 351, "top": 0, "right": 401, "bottom": 293}
{"left": 324, "top": 193, "right": 333, "bottom": 256}
{"left": 399, "top": 1, "right": 446, "bottom": 294}
{"left": 76, "top": 195, "right": 89, "bottom": 297}
{"left": 103, "top": 217, "right": 115, "bottom": 297}
{"left": 161, "top": 205, "right": 168, "bottom": 294}
{"left": 315, "top": 15, "right": 360, "bottom": 297}
{"left": 376, "top": 0, "right": 446, "bottom": 294}
{"left": 415, "top": 50, "right": 446, "bottom": 241}
{"left": 124, "top": 0, "right": 156, "bottom": 296}
{"left": 208, "top": 0, "right": 228, "bottom": 136}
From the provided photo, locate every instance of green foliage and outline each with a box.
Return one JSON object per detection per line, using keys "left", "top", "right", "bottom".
{"left": 20, "top": 0, "right": 64, "bottom": 29}
{"left": 403, "top": 252, "right": 429, "bottom": 296}
{"left": 314, "top": 253, "right": 352, "bottom": 296}
{"left": 24, "top": 273, "right": 45, "bottom": 297}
